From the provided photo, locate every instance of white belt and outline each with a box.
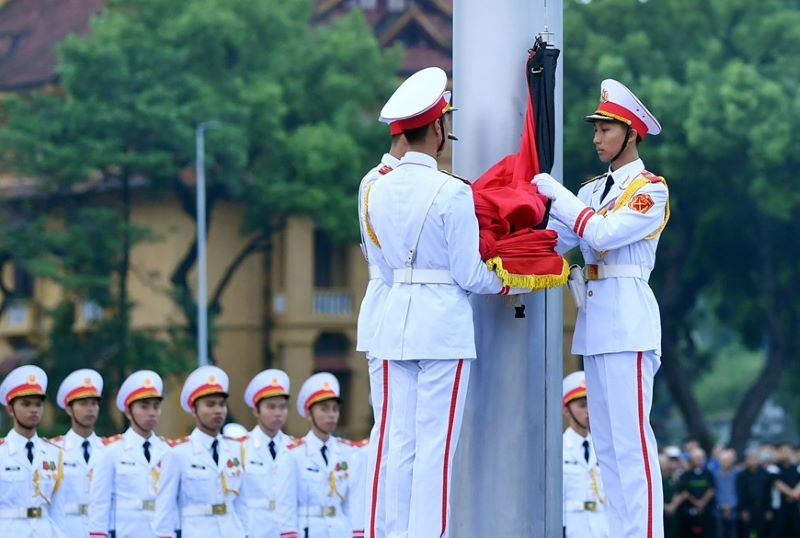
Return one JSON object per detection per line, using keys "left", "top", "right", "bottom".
{"left": 368, "top": 264, "right": 381, "bottom": 280}
{"left": 583, "top": 263, "right": 650, "bottom": 282}
{"left": 182, "top": 502, "right": 231, "bottom": 517}
{"left": 298, "top": 505, "right": 337, "bottom": 518}
{"left": 565, "top": 500, "right": 600, "bottom": 512}
{"left": 0, "top": 506, "right": 47, "bottom": 519}
{"left": 63, "top": 503, "right": 89, "bottom": 516}
{"left": 116, "top": 499, "right": 155, "bottom": 511}
{"left": 244, "top": 498, "right": 276, "bottom": 511}
{"left": 392, "top": 268, "right": 453, "bottom": 285}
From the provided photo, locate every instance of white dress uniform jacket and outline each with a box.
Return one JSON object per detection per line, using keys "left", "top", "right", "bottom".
{"left": 0, "top": 430, "right": 65, "bottom": 537}
{"left": 153, "top": 428, "right": 246, "bottom": 538}
{"left": 103, "top": 428, "right": 171, "bottom": 538}
{"left": 366, "top": 151, "right": 502, "bottom": 360}
{"left": 291, "top": 432, "right": 355, "bottom": 538}
{"left": 356, "top": 152, "right": 399, "bottom": 354}
{"left": 549, "top": 158, "right": 667, "bottom": 356}
{"left": 50, "top": 430, "right": 111, "bottom": 537}
{"left": 563, "top": 428, "right": 610, "bottom": 538}
{"left": 235, "top": 428, "right": 299, "bottom": 538}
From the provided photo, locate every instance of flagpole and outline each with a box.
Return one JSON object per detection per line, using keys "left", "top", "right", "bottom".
{"left": 451, "top": 0, "right": 563, "bottom": 535}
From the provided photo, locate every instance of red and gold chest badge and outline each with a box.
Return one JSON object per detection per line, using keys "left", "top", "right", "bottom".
{"left": 629, "top": 193, "right": 654, "bottom": 213}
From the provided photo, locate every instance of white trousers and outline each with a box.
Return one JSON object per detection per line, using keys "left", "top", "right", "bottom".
{"left": 584, "top": 351, "right": 664, "bottom": 538}
{"left": 365, "top": 356, "right": 389, "bottom": 538}
{"left": 384, "top": 359, "right": 470, "bottom": 538}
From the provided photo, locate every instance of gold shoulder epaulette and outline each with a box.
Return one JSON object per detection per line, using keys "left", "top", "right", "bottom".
{"left": 581, "top": 173, "right": 606, "bottom": 186}
{"left": 441, "top": 169, "right": 471, "bottom": 185}
{"left": 167, "top": 435, "right": 190, "bottom": 448}
{"left": 43, "top": 438, "right": 63, "bottom": 449}
{"left": 287, "top": 437, "right": 305, "bottom": 450}
{"left": 339, "top": 437, "right": 369, "bottom": 448}
{"left": 102, "top": 434, "right": 123, "bottom": 446}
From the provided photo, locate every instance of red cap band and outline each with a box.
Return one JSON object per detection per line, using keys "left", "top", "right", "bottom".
{"left": 595, "top": 101, "right": 648, "bottom": 139}
{"left": 394, "top": 95, "right": 448, "bottom": 132}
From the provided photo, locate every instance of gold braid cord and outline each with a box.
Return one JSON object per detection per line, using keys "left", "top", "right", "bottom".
{"left": 363, "top": 182, "right": 381, "bottom": 248}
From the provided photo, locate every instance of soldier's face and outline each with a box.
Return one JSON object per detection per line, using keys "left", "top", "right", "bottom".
{"left": 127, "top": 398, "right": 162, "bottom": 433}
{"left": 193, "top": 395, "right": 228, "bottom": 433}
{"left": 9, "top": 396, "right": 45, "bottom": 429}
{"left": 67, "top": 398, "right": 100, "bottom": 429}
{"left": 564, "top": 397, "right": 590, "bottom": 429}
{"left": 254, "top": 396, "right": 288, "bottom": 435}
{"left": 593, "top": 121, "right": 630, "bottom": 163}
{"left": 309, "top": 399, "right": 339, "bottom": 435}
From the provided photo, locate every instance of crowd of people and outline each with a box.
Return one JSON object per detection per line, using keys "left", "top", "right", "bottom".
{"left": 661, "top": 440, "right": 800, "bottom": 538}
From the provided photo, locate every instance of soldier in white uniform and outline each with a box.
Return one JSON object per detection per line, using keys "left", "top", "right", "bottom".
{"left": 153, "top": 365, "right": 246, "bottom": 538}
{"left": 0, "top": 365, "right": 65, "bottom": 537}
{"left": 533, "top": 79, "right": 669, "bottom": 538}
{"left": 357, "top": 122, "right": 406, "bottom": 538}
{"left": 366, "top": 67, "right": 510, "bottom": 538}
{"left": 235, "top": 369, "right": 299, "bottom": 538}
{"left": 562, "top": 371, "right": 610, "bottom": 538}
{"left": 290, "top": 372, "right": 357, "bottom": 538}
{"left": 103, "top": 370, "right": 171, "bottom": 537}
{"left": 50, "top": 369, "right": 112, "bottom": 537}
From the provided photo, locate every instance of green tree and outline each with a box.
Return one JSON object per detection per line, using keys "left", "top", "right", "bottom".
{"left": 564, "top": 0, "right": 800, "bottom": 453}
{"left": 0, "top": 0, "right": 400, "bottom": 380}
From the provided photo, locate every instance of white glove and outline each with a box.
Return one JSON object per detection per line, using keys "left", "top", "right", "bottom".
{"left": 531, "top": 173, "right": 568, "bottom": 200}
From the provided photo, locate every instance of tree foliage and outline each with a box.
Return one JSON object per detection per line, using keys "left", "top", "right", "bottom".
{"left": 0, "top": 0, "right": 400, "bottom": 386}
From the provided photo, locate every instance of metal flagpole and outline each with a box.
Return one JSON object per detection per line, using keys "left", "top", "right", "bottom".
{"left": 450, "top": 1, "right": 563, "bottom": 535}
{"left": 195, "top": 121, "right": 218, "bottom": 367}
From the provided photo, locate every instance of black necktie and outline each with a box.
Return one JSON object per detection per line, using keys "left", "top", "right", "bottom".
{"left": 321, "top": 445, "right": 328, "bottom": 466}
{"left": 82, "top": 440, "right": 91, "bottom": 463}
{"left": 600, "top": 174, "right": 614, "bottom": 203}
{"left": 143, "top": 440, "right": 151, "bottom": 463}
{"left": 269, "top": 440, "right": 277, "bottom": 460}
{"left": 211, "top": 439, "right": 219, "bottom": 465}
{"left": 25, "top": 441, "right": 34, "bottom": 464}
{"left": 583, "top": 440, "right": 590, "bottom": 463}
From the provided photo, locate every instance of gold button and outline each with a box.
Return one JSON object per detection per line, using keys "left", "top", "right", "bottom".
{"left": 588, "top": 291, "right": 594, "bottom": 297}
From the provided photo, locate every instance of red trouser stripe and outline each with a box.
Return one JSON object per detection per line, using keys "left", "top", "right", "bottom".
{"left": 440, "top": 359, "right": 464, "bottom": 537}
{"left": 369, "top": 360, "right": 390, "bottom": 537}
{"left": 637, "top": 352, "right": 654, "bottom": 538}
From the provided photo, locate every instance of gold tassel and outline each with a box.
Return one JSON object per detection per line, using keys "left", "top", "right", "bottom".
{"left": 327, "top": 471, "right": 345, "bottom": 502}
{"left": 485, "top": 257, "right": 569, "bottom": 290}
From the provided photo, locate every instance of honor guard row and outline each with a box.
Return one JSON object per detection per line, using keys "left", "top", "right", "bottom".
{"left": 0, "top": 364, "right": 368, "bottom": 538}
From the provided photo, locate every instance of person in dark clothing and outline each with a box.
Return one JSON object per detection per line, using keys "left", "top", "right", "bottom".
{"left": 736, "top": 449, "right": 774, "bottom": 538}
{"left": 661, "top": 447, "right": 684, "bottom": 538}
{"left": 772, "top": 442, "right": 800, "bottom": 537}
{"left": 678, "top": 447, "right": 716, "bottom": 537}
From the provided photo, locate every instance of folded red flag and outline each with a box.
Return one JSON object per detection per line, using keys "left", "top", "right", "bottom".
{"left": 470, "top": 64, "right": 568, "bottom": 290}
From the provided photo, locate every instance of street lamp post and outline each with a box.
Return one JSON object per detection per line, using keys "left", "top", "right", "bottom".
{"left": 196, "top": 121, "right": 218, "bottom": 367}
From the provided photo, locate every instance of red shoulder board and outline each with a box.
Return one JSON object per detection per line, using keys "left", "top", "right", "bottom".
{"left": 339, "top": 438, "right": 369, "bottom": 448}
{"left": 102, "top": 434, "right": 123, "bottom": 446}
{"left": 167, "top": 435, "right": 190, "bottom": 448}
{"left": 286, "top": 438, "right": 305, "bottom": 450}
{"left": 640, "top": 170, "right": 665, "bottom": 184}
{"left": 0, "top": 438, "right": 5, "bottom": 446}
{"left": 378, "top": 165, "right": 392, "bottom": 175}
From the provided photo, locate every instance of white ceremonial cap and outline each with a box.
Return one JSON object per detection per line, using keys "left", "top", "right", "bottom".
{"left": 0, "top": 365, "right": 47, "bottom": 406}
{"left": 180, "top": 365, "right": 229, "bottom": 413}
{"left": 296, "top": 372, "right": 340, "bottom": 418}
{"left": 222, "top": 422, "right": 248, "bottom": 438}
{"left": 57, "top": 368, "right": 103, "bottom": 409}
{"left": 379, "top": 66, "right": 453, "bottom": 131}
{"left": 585, "top": 79, "right": 661, "bottom": 138}
{"left": 562, "top": 370, "right": 587, "bottom": 407}
{"left": 116, "top": 370, "right": 163, "bottom": 412}
{"left": 244, "top": 368, "right": 290, "bottom": 408}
